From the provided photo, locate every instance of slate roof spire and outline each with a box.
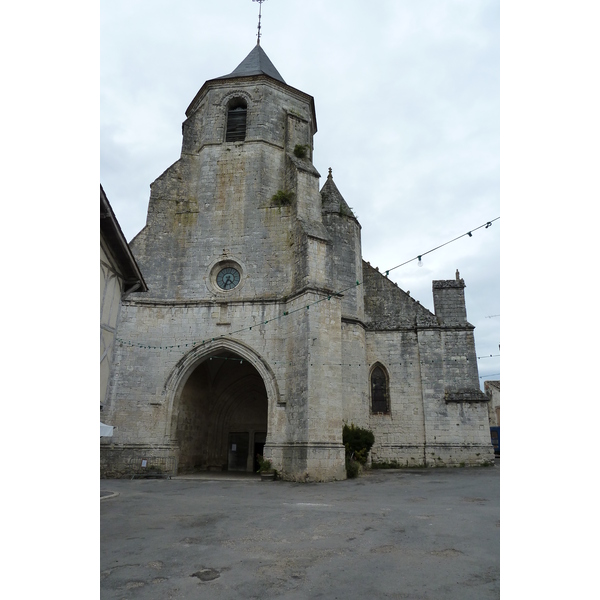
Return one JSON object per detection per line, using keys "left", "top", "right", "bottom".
{"left": 320, "top": 168, "right": 357, "bottom": 218}
{"left": 217, "top": 44, "right": 286, "bottom": 84}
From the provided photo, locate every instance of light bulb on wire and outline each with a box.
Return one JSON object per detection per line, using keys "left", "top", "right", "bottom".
{"left": 417, "top": 256, "right": 423, "bottom": 267}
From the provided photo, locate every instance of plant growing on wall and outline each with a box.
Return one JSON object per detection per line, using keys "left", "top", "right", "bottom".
{"left": 339, "top": 203, "right": 355, "bottom": 218}
{"left": 271, "top": 189, "right": 294, "bottom": 206}
{"left": 343, "top": 423, "right": 375, "bottom": 478}
{"left": 293, "top": 144, "right": 309, "bottom": 159}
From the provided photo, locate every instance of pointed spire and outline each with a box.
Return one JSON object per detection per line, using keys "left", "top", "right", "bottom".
{"left": 320, "top": 168, "right": 356, "bottom": 218}
{"left": 216, "top": 44, "right": 285, "bottom": 84}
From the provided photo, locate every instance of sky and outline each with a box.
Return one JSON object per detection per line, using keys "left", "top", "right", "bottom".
{"left": 100, "top": 0, "right": 501, "bottom": 388}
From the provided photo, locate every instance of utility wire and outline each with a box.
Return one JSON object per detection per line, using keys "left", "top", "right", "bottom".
{"left": 382, "top": 218, "right": 499, "bottom": 277}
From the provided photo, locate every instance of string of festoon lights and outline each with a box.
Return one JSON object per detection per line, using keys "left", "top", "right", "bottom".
{"left": 116, "top": 217, "right": 500, "bottom": 356}
{"left": 157, "top": 354, "right": 500, "bottom": 369}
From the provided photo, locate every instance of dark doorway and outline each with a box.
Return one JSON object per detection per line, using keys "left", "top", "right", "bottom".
{"left": 228, "top": 432, "right": 250, "bottom": 471}
{"left": 175, "top": 351, "right": 268, "bottom": 473}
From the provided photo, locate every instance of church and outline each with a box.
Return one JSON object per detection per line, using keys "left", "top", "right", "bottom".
{"left": 100, "top": 42, "right": 494, "bottom": 481}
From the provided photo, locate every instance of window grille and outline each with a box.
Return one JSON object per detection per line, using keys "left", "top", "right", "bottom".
{"left": 226, "top": 101, "right": 247, "bottom": 142}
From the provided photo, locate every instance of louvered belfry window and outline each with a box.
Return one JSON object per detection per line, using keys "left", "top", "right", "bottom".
{"left": 371, "top": 365, "right": 389, "bottom": 413}
{"left": 226, "top": 99, "right": 247, "bottom": 142}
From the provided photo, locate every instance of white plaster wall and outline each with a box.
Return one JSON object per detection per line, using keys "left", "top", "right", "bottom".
{"left": 100, "top": 244, "right": 123, "bottom": 406}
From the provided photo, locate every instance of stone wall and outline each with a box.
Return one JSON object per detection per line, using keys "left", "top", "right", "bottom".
{"left": 340, "top": 320, "right": 369, "bottom": 429}
{"left": 366, "top": 330, "right": 426, "bottom": 466}
{"left": 100, "top": 444, "right": 178, "bottom": 479}
{"left": 485, "top": 380, "right": 500, "bottom": 427}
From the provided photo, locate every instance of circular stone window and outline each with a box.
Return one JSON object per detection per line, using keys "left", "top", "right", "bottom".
{"left": 216, "top": 266, "right": 241, "bottom": 290}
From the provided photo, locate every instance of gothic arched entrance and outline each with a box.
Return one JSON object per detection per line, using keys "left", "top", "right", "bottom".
{"left": 165, "top": 341, "right": 277, "bottom": 473}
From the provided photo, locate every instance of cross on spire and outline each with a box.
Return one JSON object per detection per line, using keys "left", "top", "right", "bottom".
{"left": 252, "top": 0, "right": 266, "bottom": 45}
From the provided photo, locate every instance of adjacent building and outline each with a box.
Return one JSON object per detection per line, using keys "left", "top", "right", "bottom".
{"left": 100, "top": 185, "right": 147, "bottom": 412}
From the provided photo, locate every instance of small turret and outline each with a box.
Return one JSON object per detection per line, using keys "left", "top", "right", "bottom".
{"left": 432, "top": 272, "right": 468, "bottom": 324}
{"left": 321, "top": 168, "right": 356, "bottom": 218}
{"left": 320, "top": 169, "right": 363, "bottom": 320}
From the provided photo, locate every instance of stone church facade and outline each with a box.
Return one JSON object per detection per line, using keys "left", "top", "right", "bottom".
{"left": 101, "top": 44, "right": 494, "bottom": 481}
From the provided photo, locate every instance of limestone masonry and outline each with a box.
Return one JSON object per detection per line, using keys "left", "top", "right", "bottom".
{"left": 101, "top": 44, "right": 494, "bottom": 481}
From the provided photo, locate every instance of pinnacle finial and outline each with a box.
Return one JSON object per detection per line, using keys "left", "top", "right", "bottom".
{"left": 253, "top": 0, "right": 266, "bottom": 45}
{"left": 328, "top": 167, "right": 333, "bottom": 179}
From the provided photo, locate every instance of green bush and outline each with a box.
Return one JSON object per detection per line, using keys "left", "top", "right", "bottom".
{"left": 343, "top": 423, "right": 374, "bottom": 465}
{"left": 342, "top": 424, "right": 374, "bottom": 478}
{"left": 345, "top": 459, "right": 360, "bottom": 479}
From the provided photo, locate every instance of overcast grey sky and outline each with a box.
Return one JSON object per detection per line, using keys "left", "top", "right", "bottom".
{"left": 100, "top": 0, "right": 500, "bottom": 387}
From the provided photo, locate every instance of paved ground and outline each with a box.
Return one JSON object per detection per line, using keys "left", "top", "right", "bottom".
{"left": 101, "top": 462, "right": 499, "bottom": 599}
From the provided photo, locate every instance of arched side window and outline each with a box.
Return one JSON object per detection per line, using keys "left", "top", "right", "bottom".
{"left": 225, "top": 98, "right": 247, "bottom": 142}
{"left": 370, "top": 364, "right": 390, "bottom": 414}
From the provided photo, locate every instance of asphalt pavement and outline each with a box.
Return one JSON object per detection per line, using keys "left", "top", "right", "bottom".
{"left": 101, "top": 462, "right": 499, "bottom": 599}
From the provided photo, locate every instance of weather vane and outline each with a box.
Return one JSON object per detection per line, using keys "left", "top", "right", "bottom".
{"left": 253, "top": 0, "right": 266, "bottom": 45}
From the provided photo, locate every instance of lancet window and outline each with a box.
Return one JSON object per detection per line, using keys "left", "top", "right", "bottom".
{"left": 370, "top": 364, "right": 390, "bottom": 414}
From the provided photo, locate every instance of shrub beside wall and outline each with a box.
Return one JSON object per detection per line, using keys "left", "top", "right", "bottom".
{"left": 342, "top": 423, "right": 374, "bottom": 478}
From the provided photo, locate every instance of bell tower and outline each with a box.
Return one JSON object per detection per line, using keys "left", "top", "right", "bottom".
{"left": 122, "top": 42, "right": 346, "bottom": 481}
{"left": 130, "top": 43, "right": 329, "bottom": 301}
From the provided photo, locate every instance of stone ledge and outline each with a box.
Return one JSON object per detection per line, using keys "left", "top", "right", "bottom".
{"left": 444, "top": 388, "right": 489, "bottom": 403}
{"left": 286, "top": 151, "right": 321, "bottom": 177}
{"left": 364, "top": 323, "right": 475, "bottom": 332}
{"left": 432, "top": 279, "right": 465, "bottom": 289}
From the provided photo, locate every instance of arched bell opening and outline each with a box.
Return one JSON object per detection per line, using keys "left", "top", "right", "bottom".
{"left": 174, "top": 350, "right": 268, "bottom": 473}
